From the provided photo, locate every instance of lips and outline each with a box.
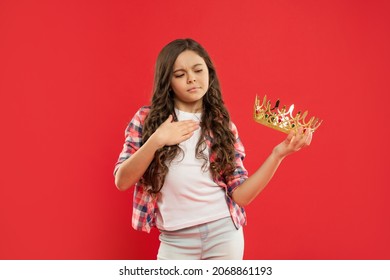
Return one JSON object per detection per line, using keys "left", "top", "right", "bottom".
{"left": 187, "top": 87, "right": 200, "bottom": 92}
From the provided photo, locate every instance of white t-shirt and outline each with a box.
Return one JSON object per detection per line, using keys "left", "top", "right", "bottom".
{"left": 156, "top": 109, "right": 231, "bottom": 231}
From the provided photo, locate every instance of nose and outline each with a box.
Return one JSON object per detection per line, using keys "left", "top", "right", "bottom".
{"left": 187, "top": 73, "right": 196, "bottom": 83}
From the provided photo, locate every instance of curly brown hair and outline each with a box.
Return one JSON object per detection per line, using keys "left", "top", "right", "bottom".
{"left": 141, "top": 38, "right": 236, "bottom": 194}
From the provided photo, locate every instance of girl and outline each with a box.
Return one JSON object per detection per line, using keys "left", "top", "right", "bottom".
{"left": 114, "top": 38, "right": 312, "bottom": 260}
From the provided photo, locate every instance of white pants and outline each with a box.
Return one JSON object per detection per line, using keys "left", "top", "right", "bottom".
{"left": 157, "top": 217, "right": 244, "bottom": 260}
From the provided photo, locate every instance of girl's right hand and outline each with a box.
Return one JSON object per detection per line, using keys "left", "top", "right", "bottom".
{"left": 150, "top": 115, "right": 200, "bottom": 148}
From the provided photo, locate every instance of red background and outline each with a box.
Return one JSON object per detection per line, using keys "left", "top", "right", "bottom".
{"left": 1, "top": 0, "right": 389, "bottom": 260}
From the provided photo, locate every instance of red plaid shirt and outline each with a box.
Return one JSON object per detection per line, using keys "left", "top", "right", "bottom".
{"left": 114, "top": 106, "right": 248, "bottom": 233}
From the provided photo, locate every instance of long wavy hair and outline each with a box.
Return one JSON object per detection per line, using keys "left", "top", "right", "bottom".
{"left": 141, "top": 38, "right": 236, "bottom": 195}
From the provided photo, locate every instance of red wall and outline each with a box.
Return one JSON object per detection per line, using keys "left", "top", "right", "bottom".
{"left": 1, "top": 0, "right": 389, "bottom": 259}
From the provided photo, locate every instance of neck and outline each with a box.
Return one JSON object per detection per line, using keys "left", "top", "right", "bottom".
{"left": 173, "top": 98, "right": 204, "bottom": 113}
{"left": 174, "top": 103, "right": 203, "bottom": 113}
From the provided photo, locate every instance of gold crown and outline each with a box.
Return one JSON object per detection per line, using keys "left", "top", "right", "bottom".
{"left": 253, "top": 95, "right": 322, "bottom": 134}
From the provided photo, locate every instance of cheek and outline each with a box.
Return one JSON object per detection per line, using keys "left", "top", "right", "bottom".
{"left": 170, "top": 79, "right": 181, "bottom": 90}
{"left": 171, "top": 80, "right": 186, "bottom": 94}
{"left": 204, "top": 71, "right": 210, "bottom": 85}
{"left": 204, "top": 76, "right": 210, "bottom": 87}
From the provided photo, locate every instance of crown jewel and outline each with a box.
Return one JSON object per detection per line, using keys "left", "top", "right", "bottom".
{"left": 253, "top": 95, "right": 322, "bottom": 134}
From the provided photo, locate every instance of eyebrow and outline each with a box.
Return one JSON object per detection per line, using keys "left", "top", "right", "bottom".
{"left": 173, "top": 63, "right": 204, "bottom": 73}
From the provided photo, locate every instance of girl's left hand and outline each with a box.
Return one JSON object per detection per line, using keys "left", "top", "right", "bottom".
{"left": 273, "top": 127, "right": 313, "bottom": 159}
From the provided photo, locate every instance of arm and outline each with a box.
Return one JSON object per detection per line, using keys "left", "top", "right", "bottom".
{"left": 115, "top": 115, "right": 200, "bottom": 191}
{"left": 232, "top": 128, "right": 313, "bottom": 207}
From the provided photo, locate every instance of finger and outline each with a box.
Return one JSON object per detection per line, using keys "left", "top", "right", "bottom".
{"left": 285, "top": 130, "right": 295, "bottom": 144}
{"left": 176, "top": 131, "right": 195, "bottom": 144}
{"left": 305, "top": 130, "right": 313, "bottom": 145}
{"left": 164, "top": 115, "right": 173, "bottom": 123}
{"left": 177, "top": 120, "right": 200, "bottom": 131}
{"left": 177, "top": 119, "right": 199, "bottom": 126}
{"left": 293, "top": 127, "right": 308, "bottom": 144}
{"left": 297, "top": 130, "right": 312, "bottom": 149}
{"left": 185, "top": 123, "right": 200, "bottom": 135}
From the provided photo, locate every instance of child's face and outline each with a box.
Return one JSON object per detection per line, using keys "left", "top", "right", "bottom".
{"left": 170, "top": 50, "right": 209, "bottom": 112}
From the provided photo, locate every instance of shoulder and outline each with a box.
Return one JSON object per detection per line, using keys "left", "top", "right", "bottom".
{"left": 131, "top": 105, "right": 151, "bottom": 124}
{"left": 135, "top": 105, "right": 151, "bottom": 119}
{"left": 229, "top": 121, "right": 240, "bottom": 137}
{"left": 124, "top": 106, "right": 151, "bottom": 134}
